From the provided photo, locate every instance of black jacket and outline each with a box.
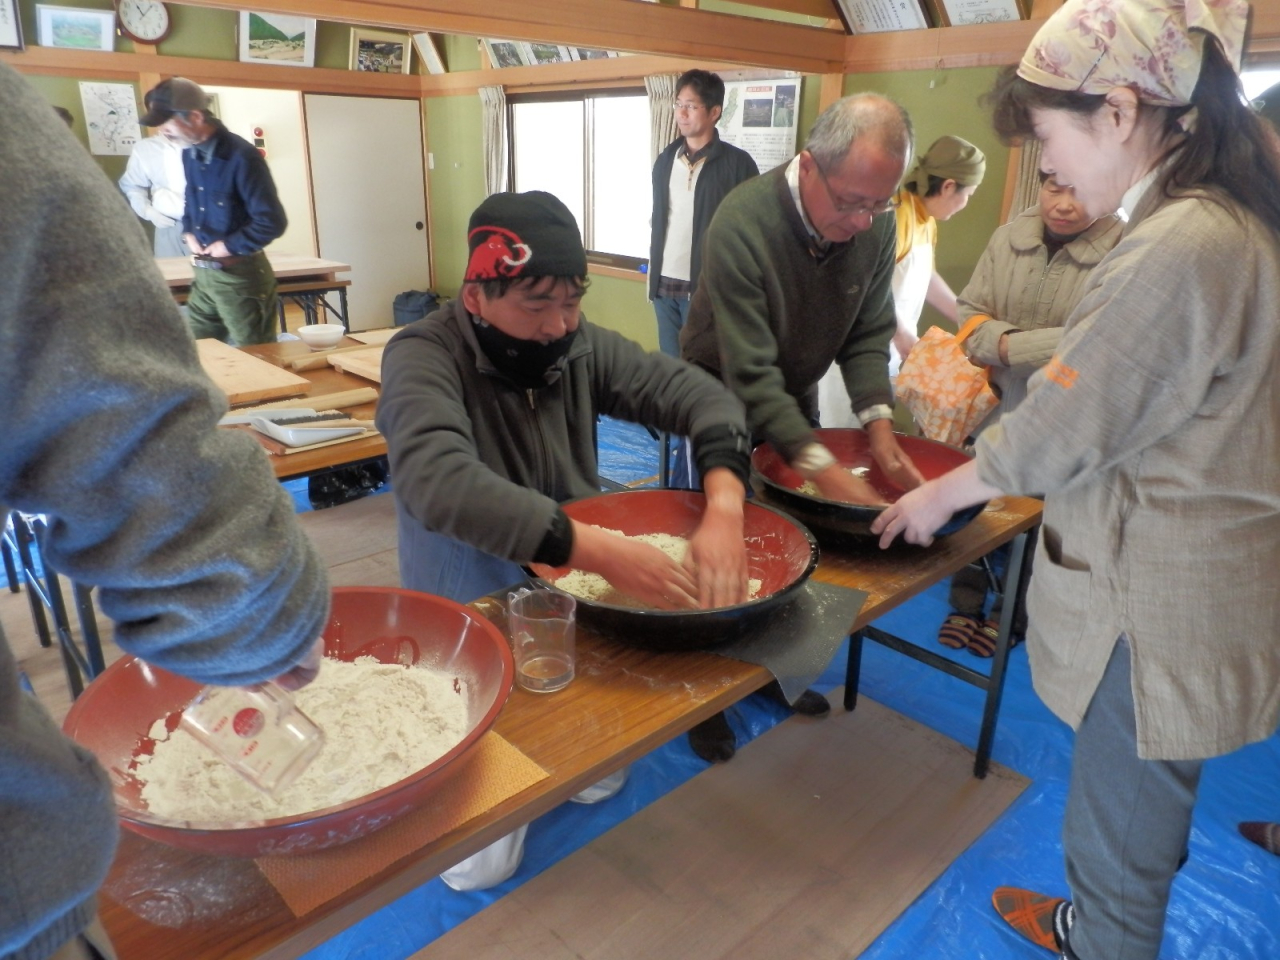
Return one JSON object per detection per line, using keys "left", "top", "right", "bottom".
{"left": 648, "top": 133, "right": 759, "bottom": 299}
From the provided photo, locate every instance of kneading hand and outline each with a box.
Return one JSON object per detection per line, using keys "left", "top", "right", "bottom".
{"left": 686, "top": 507, "right": 748, "bottom": 609}
{"left": 812, "top": 461, "right": 888, "bottom": 506}
{"left": 603, "top": 540, "right": 700, "bottom": 610}
{"left": 866, "top": 423, "right": 925, "bottom": 492}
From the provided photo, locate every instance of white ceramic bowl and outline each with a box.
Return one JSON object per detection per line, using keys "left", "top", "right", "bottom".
{"left": 295, "top": 323, "right": 347, "bottom": 350}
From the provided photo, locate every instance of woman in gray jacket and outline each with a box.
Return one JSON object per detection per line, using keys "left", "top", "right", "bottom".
{"left": 874, "top": 1, "right": 1280, "bottom": 958}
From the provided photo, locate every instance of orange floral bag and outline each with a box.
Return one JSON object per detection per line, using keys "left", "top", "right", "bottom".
{"left": 895, "top": 315, "right": 999, "bottom": 447}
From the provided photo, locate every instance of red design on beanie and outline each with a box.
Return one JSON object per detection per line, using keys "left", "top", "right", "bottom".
{"left": 465, "top": 226, "right": 534, "bottom": 281}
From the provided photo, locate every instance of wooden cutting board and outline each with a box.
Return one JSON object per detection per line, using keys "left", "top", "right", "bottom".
{"left": 196, "top": 339, "right": 313, "bottom": 405}
{"left": 328, "top": 345, "right": 385, "bottom": 383}
{"left": 346, "top": 327, "right": 399, "bottom": 346}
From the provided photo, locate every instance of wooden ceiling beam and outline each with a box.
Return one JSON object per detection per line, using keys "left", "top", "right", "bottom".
{"left": 843, "top": 19, "right": 1038, "bottom": 73}
{"left": 734, "top": 0, "right": 844, "bottom": 20}
{"left": 421, "top": 54, "right": 762, "bottom": 97}
{"left": 180, "top": 0, "right": 847, "bottom": 74}
{"left": 0, "top": 46, "right": 422, "bottom": 98}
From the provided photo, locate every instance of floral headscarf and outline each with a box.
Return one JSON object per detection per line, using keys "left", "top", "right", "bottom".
{"left": 1018, "top": 0, "right": 1250, "bottom": 107}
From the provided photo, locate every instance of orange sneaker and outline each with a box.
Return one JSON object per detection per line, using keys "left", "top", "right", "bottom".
{"left": 992, "top": 885, "right": 1073, "bottom": 953}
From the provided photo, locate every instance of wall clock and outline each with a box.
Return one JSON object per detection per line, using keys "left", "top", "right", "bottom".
{"left": 116, "top": 0, "right": 171, "bottom": 45}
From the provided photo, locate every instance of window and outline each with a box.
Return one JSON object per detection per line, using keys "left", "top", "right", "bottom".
{"left": 510, "top": 90, "right": 651, "bottom": 268}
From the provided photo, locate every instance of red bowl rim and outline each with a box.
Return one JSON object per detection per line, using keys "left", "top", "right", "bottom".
{"left": 527, "top": 489, "right": 819, "bottom": 616}
{"left": 63, "top": 586, "right": 514, "bottom": 837}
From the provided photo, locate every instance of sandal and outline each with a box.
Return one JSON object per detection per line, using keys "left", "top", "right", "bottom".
{"left": 937, "top": 613, "right": 980, "bottom": 650}
{"left": 968, "top": 619, "right": 1000, "bottom": 658}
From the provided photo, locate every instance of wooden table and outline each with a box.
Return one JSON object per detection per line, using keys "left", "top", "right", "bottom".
{"left": 233, "top": 340, "right": 388, "bottom": 482}
{"left": 97, "top": 498, "right": 1041, "bottom": 960}
{"left": 158, "top": 254, "right": 353, "bottom": 332}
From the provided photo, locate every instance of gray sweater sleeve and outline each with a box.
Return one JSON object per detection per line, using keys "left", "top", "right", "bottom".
{"left": 0, "top": 66, "right": 329, "bottom": 688}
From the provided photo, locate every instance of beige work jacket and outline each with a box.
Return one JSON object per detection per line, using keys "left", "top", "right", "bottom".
{"left": 958, "top": 205, "right": 1122, "bottom": 425}
{"left": 977, "top": 184, "right": 1280, "bottom": 761}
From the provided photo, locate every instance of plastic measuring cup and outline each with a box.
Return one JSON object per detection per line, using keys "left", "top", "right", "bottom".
{"left": 180, "top": 682, "right": 325, "bottom": 795}
{"left": 507, "top": 586, "right": 576, "bottom": 693}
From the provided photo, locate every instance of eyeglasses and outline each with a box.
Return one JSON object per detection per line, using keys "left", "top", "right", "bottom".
{"left": 672, "top": 100, "right": 706, "bottom": 113}
{"left": 810, "top": 157, "right": 899, "bottom": 217}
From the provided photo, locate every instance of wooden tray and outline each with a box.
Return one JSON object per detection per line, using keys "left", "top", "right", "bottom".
{"left": 196, "top": 339, "right": 312, "bottom": 405}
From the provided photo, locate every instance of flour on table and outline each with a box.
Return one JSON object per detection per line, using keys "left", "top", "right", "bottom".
{"left": 554, "top": 526, "right": 763, "bottom": 607}
{"left": 134, "top": 657, "right": 470, "bottom": 823}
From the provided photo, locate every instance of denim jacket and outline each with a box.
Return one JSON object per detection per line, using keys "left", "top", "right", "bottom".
{"left": 182, "top": 121, "right": 286, "bottom": 255}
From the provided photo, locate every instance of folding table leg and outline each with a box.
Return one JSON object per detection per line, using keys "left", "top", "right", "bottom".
{"left": 972, "top": 525, "right": 1038, "bottom": 778}
{"left": 843, "top": 629, "right": 864, "bottom": 711}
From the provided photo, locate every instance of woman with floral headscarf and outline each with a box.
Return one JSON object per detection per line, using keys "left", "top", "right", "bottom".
{"left": 872, "top": 2, "right": 1280, "bottom": 958}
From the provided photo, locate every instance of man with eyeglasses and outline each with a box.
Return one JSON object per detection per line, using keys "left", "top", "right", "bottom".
{"left": 678, "top": 93, "right": 925, "bottom": 763}
{"left": 682, "top": 93, "right": 924, "bottom": 504}
{"left": 648, "top": 69, "right": 759, "bottom": 358}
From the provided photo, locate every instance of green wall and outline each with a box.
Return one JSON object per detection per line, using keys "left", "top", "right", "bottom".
{"left": 24, "top": 74, "right": 129, "bottom": 186}
{"left": 425, "top": 93, "right": 486, "bottom": 298}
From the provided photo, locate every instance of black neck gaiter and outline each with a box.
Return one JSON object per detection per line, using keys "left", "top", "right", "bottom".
{"left": 472, "top": 318, "right": 577, "bottom": 389}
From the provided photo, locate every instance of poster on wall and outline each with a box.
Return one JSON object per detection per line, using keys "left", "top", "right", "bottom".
{"left": 716, "top": 77, "right": 801, "bottom": 174}
{"left": 78, "top": 82, "right": 140, "bottom": 156}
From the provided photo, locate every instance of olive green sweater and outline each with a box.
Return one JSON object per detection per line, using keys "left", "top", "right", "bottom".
{"left": 680, "top": 165, "right": 897, "bottom": 461}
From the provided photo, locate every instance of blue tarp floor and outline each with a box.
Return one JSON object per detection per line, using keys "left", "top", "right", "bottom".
{"left": 300, "top": 417, "right": 1280, "bottom": 960}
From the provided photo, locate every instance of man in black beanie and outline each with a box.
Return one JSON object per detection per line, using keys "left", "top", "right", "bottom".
{"left": 378, "top": 190, "right": 753, "bottom": 612}
{"left": 376, "top": 192, "right": 754, "bottom": 888}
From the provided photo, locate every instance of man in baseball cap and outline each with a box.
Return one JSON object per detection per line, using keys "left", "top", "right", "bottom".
{"left": 142, "top": 76, "right": 287, "bottom": 346}
{"left": 139, "top": 77, "right": 209, "bottom": 126}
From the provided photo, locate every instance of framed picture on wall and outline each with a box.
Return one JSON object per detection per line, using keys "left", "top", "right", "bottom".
{"left": 412, "top": 32, "right": 446, "bottom": 74}
{"left": 483, "top": 38, "right": 527, "bottom": 69}
{"left": 570, "top": 48, "right": 618, "bottom": 61}
{"left": 238, "top": 12, "right": 316, "bottom": 68}
{"left": 350, "top": 27, "right": 412, "bottom": 74}
{"left": 929, "top": 0, "right": 1027, "bottom": 26}
{"left": 522, "top": 42, "right": 572, "bottom": 66}
{"left": 834, "top": 0, "right": 930, "bottom": 33}
{"left": 1, "top": 0, "right": 24, "bottom": 51}
{"left": 35, "top": 5, "right": 115, "bottom": 51}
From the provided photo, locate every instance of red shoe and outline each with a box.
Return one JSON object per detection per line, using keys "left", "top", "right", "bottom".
{"left": 992, "top": 885, "right": 1073, "bottom": 953}
{"left": 1240, "top": 821, "right": 1280, "bottom": 855}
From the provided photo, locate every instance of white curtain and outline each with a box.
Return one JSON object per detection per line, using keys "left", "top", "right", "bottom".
{"left": 1007, "top": 140, "right": 1043, "bottom": 222}
{"left": 479, "top": 85, "right": 508, "bottom": 196}
{"left": 645, "top": 74, "right": 680, "bottom": 163}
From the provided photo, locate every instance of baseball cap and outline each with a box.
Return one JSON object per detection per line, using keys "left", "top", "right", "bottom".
{"left": 140, "top": 77, "right": 209, "bottom": 127}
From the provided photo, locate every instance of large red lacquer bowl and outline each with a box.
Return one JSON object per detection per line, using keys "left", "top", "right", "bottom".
{"left": 62, "top": 587, "right": 514, "bottom": 858}
{"left": 751, "top": 428, "right": 985, "bottom": 544}
{"left": 528, "top": 488, "right": 818, "bottom": 651}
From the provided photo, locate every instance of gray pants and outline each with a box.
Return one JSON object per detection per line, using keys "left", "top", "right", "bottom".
{"left": 1062, "top": 636, "right": 1202, "bottom": 960}
{"left": 153, "top": 224, "right": 186, "bottom": 259}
